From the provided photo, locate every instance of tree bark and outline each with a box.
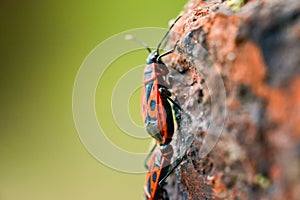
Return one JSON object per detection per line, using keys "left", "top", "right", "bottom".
{"left": 166, "top": 0, "right": 300, "bottom": 199}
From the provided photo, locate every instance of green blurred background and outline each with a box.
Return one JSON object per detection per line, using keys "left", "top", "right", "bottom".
{"left": 0, "top": 0, "right": 186, "bottom": 199}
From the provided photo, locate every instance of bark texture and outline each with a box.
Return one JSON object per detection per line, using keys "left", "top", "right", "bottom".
{"left": 165, "top": 0, "right": 300, "bottom": 199}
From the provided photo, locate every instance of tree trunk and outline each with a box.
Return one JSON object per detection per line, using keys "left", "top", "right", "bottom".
{"left": 166, "top": 0, "right": 300, "bottom": 199}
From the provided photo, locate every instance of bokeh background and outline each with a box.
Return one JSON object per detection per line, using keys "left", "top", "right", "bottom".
{"left": 0, "top": 1, "right": 186, "bottom": 200}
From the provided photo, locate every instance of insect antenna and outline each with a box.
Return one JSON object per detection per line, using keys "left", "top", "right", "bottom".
{"left": 156, "top": 16, "right": 181, "bottom": 55}
{"left": 125, "top": 34, "right": 151, "bottom": 53}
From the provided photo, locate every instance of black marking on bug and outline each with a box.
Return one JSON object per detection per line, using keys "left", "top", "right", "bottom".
{"left": 150, "top": 100, "right": 156, "bottom": 111}
{"left": 152, "top": 171, "right": 157, "bottom": 183}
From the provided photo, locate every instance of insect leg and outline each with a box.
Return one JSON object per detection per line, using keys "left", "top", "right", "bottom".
{"left": 159, "top": 87, "right": 182, "bottom": 111}
{"left": 156, "top": 40, "right": 179, "bottom": 62}
{"left": 158, "top": 153, "right": 188, "bottom": 187}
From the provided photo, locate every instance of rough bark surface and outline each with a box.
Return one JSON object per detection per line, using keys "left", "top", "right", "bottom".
{"left": 165, "top": 0, "right": 300, "bottom": 199}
